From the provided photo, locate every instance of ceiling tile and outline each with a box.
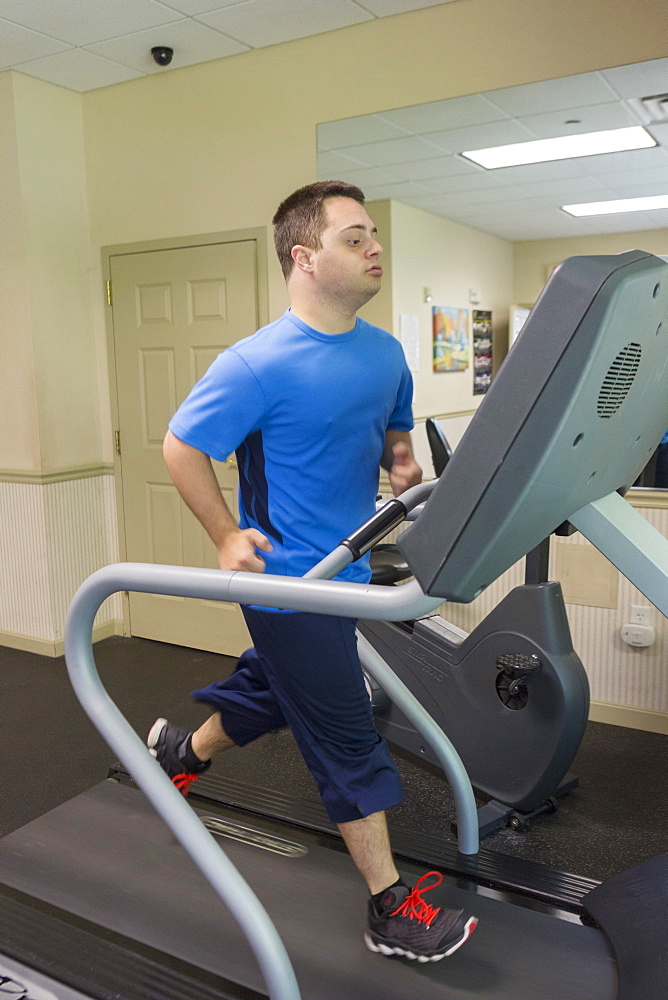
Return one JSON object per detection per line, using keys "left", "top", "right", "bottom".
{"left": 517, "top": 101, "right": 640, "bottom": 139}
{"left": 587, "top": 145, "right": 668, "bottom": 176}
{"left": 581, "top": 209, "right": 668, "bottom": 234}
{"left": 427, "top": 119, "right": 537, "bottom": 154}
{"left": 195, "top": 0, "right": 373, "bottom": 49}
{"left": 16, "top": 48, "right": 141, "bottom": 91}
{"left": 418, "top": 170, "right": 512, "bottom": 193}
{"left": 317, "top": 115, "right": 410, "bottom": 151}
{"left": 0, "top": 18, "right": 71, "bottom": 68}
{"left": 488, "top": 159, "right": 590, "bottom": 185}
{"left": 588, "top": 182, "right": 668, "bottom": 203}
{"left": 0, "top": 0, "right": 183, "bottom": 47}
{"left": 390, "top": 154, "right": 481, "bottom": 180}
{"left": 87, "top": 18, "right": 249, "bottom": 73}
{"left": 443, "top": 186, "right": 529, "bottom": 208}
{"left": 361, "top": 179, "right": 433, "bottom": 200}
{"left": 516, "top": 176, "right": 608, "bottom": 201}
{"left": 601, "top": 58, "right": 668, "bottom": 100}
{"left": 317, "top": 149, "right": 374, "bottom": 174}
{"left": 158, "top": 1, "right": 251, "bottom": 14}
{"left": 339, "top": 135, "right": 446, "bottom": 165}
{"left": 483, "top": 72, "right": 616, "bottom": 116}
{"left": 357, "top": 0, "right": 457, "bottom": 14}
{"left": 647, "top": 122, "right": 668, "bottom": 145}
{"left": 329, "top": 165, "right": 406, "bottom": 187}
{"left": 598, "top": 167, "right": 668, "bottom": 192}
{"left": 377, "top": 93, "right": 509, "bottom": 134}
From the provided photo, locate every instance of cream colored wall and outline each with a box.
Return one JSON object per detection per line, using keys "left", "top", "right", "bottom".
{"left": 0, "top": 72, "right": 40, "bottom": 471}
{"left": 388, "top": 201, "right": 512, "bottom": 415}
{"left": 514, "top": 229, "right": 668, "bottom": 305}
{"left": 0, "top": 72, "right": 100, "bottom": 475}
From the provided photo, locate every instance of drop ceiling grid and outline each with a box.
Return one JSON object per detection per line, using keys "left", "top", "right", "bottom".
{"left": 317, "top": 60, "right": 668, "bottom": 239}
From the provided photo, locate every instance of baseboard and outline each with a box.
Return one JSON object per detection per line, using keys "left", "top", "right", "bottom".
{"left": 589, "top": 699, "right": 668, "bottom": 735}
{"left": 0, "top": 620, "right": 123, "bottom": 658}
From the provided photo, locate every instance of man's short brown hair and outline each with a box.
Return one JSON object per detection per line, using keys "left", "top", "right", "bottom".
{"left": 272, "top": 180, "right": 366, "bottom": 280}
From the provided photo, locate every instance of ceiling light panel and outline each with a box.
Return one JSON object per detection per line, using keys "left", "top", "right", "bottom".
{"left": 462, "top": 126, "right": 656, "bottom": 169}
{"left": 563, "top": 194, "right": 668, "bottom": 216}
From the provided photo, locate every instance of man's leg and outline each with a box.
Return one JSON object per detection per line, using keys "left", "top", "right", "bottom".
{"left": 191, "top": 712, "right": 237, "bottom": 759}
{"left": 337, "top": 810, "right": 399, "bottom": 895}
{"left": 148, "top": 644, "right": 287, "bottom": 792}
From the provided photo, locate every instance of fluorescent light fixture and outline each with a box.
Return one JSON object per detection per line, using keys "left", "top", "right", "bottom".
{"left": 563, "top": 194, "right": 668, "bottom": 217}
{"left": 461, "top": 126, "right": 656, "bottom": 169}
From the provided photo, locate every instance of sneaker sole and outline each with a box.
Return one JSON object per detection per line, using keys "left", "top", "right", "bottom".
{"left": 364, "top": 916, "right": 478, "bottom": 963}
{"left": 147, "top": 717, "right": 168, "bottom": 758}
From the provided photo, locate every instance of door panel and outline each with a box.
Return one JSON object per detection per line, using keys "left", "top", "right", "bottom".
{"left": 111, "top": 240, "right": 259, "bottom": 655}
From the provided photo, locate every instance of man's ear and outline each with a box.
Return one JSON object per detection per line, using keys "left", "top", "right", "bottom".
{"left": 291, "top": 245, "right": 314, "bottom": 272}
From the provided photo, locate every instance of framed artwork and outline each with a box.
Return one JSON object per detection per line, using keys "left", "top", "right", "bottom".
{"left": 432, "top": 306, "right": 469, "bottom": 372}
{"left": 472, "top": 309, "right": 493, "bottom": 394}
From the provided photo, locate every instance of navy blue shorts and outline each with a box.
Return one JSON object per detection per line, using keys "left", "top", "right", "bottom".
{"left": 191, "top": 607, "right": 404, "bottom": 824}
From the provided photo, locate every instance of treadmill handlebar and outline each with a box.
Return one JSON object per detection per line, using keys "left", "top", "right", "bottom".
{"left": 341, "top": 480, "right": 437, "bottom": 560}
{"left": 341, "top": 498, "right": 407, "bottom": 560}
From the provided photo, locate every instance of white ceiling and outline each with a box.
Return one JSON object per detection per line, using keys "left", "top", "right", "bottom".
{"left": 317, "top": 60, "right": 668, "bottom": 242}
{"left": 0, "top": 0, "right": 454, "bottom": 91}
{"left": 1, "top": 3, "right": 666, "bottom": 242}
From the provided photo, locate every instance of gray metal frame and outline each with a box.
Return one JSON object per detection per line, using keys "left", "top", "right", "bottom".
{"left": 64, "top": 564, "right": 476, "bottom": 1000}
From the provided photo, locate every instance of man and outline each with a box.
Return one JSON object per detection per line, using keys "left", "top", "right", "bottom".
{"left": 149, "top": 181, "right": 478, "bottom": 961}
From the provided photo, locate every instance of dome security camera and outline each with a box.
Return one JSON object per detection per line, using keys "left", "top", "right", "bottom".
{"left": 151, "top": 46, "right": 174, "bottom": 66}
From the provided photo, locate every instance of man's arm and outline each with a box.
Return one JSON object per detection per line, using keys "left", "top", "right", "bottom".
{"left": 381, "top": 430, "right": 423, "bottom": 497}
{"left": 163, "top": 430, "right": 271, "bottom": 572}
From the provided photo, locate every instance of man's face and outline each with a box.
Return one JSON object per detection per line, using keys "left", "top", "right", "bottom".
{"left": 308, "top": 197, "right": 384, "bottom": 308}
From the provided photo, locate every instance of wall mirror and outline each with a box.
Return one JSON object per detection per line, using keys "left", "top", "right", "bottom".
{"left": 317, "top": 57, "right": 668, "bottom": 489}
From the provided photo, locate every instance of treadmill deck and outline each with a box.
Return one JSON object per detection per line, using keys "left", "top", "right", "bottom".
{"left": 0, "top": 779, "right": 617, "bottom": 1000}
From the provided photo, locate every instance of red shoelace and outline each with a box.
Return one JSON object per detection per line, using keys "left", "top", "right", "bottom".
{"left": 390, "top": 871, "right": 443, "bottom": 925}
{"left": 172, "top": 772, "right": 199, "bottom": 796}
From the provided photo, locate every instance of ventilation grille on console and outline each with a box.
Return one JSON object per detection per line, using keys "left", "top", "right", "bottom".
{"left": 597, "top": 343, "right": 642, "bottom": 418}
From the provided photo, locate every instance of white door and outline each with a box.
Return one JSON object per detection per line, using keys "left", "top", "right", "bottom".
{"left": 110, "top": 239, "right": 260, "bottom": 655}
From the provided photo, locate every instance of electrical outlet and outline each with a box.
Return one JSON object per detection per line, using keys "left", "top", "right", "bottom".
{"left": 630, "top": 604, "right": 653, "bottom": 625}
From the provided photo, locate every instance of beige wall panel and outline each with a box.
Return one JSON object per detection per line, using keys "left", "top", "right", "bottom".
{"left": 0, "top": 73, "right": 41, "bottom": 471}
{"left": 514, "top": 228, "right": 668, "bottom": 305}
{"left": 12, "top": 74, "right": 100, "bottom": 474}
{"left": 387, "top": 200, "right": 513, "bottom": 421}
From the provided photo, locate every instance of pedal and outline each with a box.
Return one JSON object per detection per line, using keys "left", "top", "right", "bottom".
{"left": 495, "top": 653, "right": 541, "bottom": 710}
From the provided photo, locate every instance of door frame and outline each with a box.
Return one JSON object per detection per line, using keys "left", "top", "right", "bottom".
{"left": 102, "top": 228, "right": 270, "bottom": 636}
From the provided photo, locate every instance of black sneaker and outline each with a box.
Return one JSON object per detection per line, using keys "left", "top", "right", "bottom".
{"left": 147, "top": 718, "right": 211, "bottom": 796}
{"left": 365, "top": 871, "right": 478, "bottom": 962}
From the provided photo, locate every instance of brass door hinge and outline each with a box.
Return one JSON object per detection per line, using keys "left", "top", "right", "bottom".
{"left": 106, "top": 280, "right": 113, "bottom": 306}
{"left": 115, "top": 430, "right": 121, "bottom": 455}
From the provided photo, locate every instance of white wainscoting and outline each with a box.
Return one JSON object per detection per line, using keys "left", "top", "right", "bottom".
{"left": 0, "top": 475, "right": 122, "bottom": 656}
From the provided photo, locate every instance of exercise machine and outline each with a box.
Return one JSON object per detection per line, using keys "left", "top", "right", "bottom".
{"left": 364, "top": 416, "right": 589, "bottom": 835}
{"left": 1, "top": 250, "right": 667, "bottom": 1000}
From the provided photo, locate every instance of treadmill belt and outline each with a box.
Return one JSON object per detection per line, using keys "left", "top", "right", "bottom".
{"left": 0, "top": 780, "right": 617, "bottom": 1000}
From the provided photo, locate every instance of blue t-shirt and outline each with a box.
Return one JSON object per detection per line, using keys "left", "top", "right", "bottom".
{"left": 169, "top": 310, "right": 413, "bottom": 585}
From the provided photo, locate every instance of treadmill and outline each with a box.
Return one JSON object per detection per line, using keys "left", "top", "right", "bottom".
{"left": 1, "top": 250, "right": 667, "bottom": 1000}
